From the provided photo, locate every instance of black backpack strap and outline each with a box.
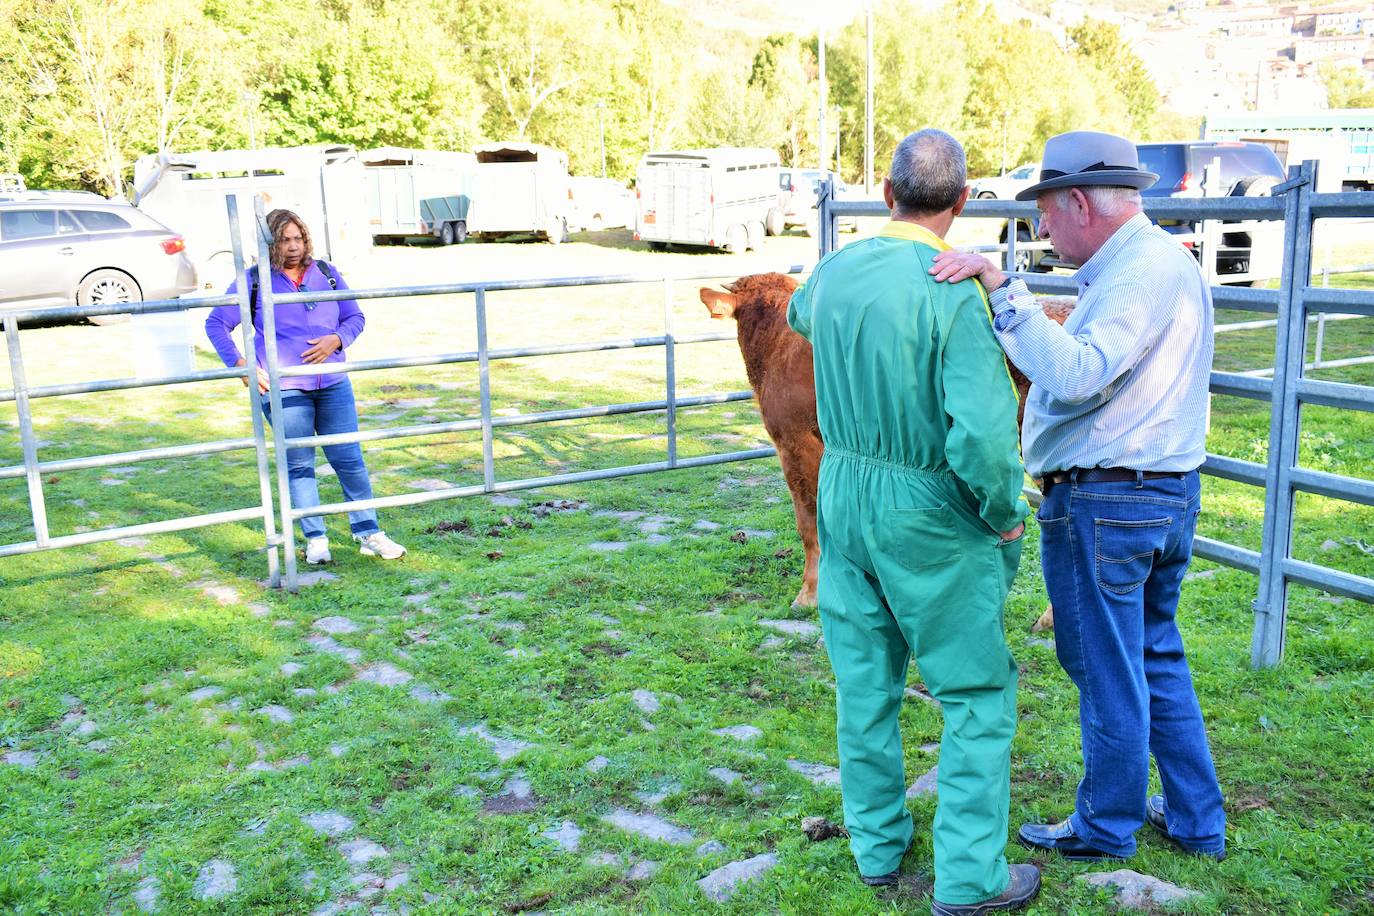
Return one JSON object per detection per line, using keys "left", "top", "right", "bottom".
{"left": 315, "top": 259, "right": 338, "bottom": 289}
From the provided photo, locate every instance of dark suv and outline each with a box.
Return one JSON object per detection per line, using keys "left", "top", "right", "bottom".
{"left": 1000, "top": 140, "right": 1286, "bottom": 282}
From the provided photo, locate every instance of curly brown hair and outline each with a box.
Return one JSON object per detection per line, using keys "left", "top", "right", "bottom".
{"left": 266, "top": 208, "right": 314, "bottom": 272}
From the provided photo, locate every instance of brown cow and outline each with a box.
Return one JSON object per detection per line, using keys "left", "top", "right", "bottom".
{"left": 702, "top": 272, "right": 1073, "bottom": 628}
{"left": 701, "top": 273, "right": 822, "bottom": 608}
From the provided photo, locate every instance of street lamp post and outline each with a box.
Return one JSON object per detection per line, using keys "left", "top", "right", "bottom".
{"left": 1000, "top": 108, "right": 1009, "bottom": 176}
{"left": 595, "top": 100, "right": 607, "bottom": 179}
{"left": 242, "top": 90, "right": 258, "bottom": 151}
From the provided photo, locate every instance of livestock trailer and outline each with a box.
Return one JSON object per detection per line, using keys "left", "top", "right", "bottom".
{"left": 465, "top": 143, "right": 572, "bottom": 244}
{"left": 635, "top": 147, "right": 783, "bottom": 252}
{"left": 361, "top": 147, "right": 477, "bottom": 244}
{"left": 1204, "top": 109, "right": 1374, "bottom": 191}
{"left": 132, "top": 145, "right": 371, "bottom": 291}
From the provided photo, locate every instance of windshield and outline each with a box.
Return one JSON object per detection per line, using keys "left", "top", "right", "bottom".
{"left": 1136, "top": 144, "right": 1186, "bottom": 195}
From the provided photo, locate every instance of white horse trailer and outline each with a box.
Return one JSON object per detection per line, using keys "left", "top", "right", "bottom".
{"left": 466, "top": 143, "right": 572, "bottom": 244}
{"left": 362, "top": 147, "right": 477, "bottom": 244}
{"left": 132, "top": 145, "right": 370, "bottom": 291}
{"left": 635, "top": 148, "right": 783, "bottom": 253}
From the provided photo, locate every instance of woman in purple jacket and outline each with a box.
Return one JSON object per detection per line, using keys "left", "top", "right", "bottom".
{"left": 205, "top": 209, "right": 405, "bottom": 565}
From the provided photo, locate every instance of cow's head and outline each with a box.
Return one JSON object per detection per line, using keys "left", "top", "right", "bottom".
{"left": 700, "top": 274, "right": 800, "bottom": 320}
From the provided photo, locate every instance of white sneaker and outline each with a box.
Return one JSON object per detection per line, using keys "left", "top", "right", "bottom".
{"left": 305, "top": 536, "right": 332, "bottom": 565}
{"left": 356, "top": 531, "right": 406, "bottom": 560}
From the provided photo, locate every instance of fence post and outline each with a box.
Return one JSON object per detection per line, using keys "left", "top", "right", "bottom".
{"left": 226, "top": 196, "right": 281, "bottom": 588}
{"left": 1201, "top": 158, "right": 1222, "bottom": 287}
{"left": 818, "top": 177, "right": 835, "bottom": 258}
{"left": 253, "top": 197, "right": 299, "bottom": 592}
{"left": 1251, "top": 160, "right": 1316, "bottom": 668}
{"left": 476, "top": 288, "right": 495, "bottom": 491}
{"left": 664, "top": 278, "right": 678, "bottom": 468}
{"left": 3, "top": 314, "right": 49, "bottom": 547}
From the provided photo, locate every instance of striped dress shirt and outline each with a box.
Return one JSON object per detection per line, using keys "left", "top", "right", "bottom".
{"left": 987, "top": 212, "right": 1214, "bottom": 479}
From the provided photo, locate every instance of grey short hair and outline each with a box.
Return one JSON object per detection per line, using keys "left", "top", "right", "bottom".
{"left": 889, "top": 129, "right": 966, "bottom": 216}
{"left": 1051, "top": 186, "right": 1141, "bottom": 217}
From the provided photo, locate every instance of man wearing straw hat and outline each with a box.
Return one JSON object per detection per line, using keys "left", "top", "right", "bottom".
{"left": 930, "top": 131, "right": 1228, "bottom": 864}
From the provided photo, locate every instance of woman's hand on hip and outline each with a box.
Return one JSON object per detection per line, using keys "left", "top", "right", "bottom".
{"left": 235, "top": 358, "right": 271, "bottom": 394}
{"left": 301, "top": 333, "right": 342, "bottom": 364}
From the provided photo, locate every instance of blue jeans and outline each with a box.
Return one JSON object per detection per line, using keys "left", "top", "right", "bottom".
{"left": 1038, "top": 470, "right": 1225, "bottom": 858}
{"left": 261, "top": 379, "right": 380, "bottom": 540}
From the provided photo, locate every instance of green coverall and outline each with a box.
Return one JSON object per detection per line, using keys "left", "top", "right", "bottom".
{"left": 787, "top": 221, "right": 1028, "bottom": 905}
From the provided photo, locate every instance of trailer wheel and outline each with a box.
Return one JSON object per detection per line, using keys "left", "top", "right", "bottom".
{"left": 453, "top": 221, "right": 468, "bottom": 244}
{"left": 765, "top": 207, "right": 785, "bottom": 236}
{"left": 440, "top": 222, "right": 457, "bottom": 246}
{"left": 746, "top": 220, "right": 765, "bottom": 251}
{"left": 724, "top": 224, "right": 748, "bottom": 255}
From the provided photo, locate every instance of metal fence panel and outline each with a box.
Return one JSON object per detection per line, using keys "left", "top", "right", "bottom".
{"left": 819, "top": 169, "right": 1373, "bottom": 669}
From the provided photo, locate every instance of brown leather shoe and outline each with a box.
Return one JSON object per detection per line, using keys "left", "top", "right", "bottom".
{"left": 930, "top": 864, "right": 1042, "bottom": 915}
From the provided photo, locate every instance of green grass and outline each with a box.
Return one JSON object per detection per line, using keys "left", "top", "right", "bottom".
{"left": 1, "top": 270, "right": 1372, "bottom": 914}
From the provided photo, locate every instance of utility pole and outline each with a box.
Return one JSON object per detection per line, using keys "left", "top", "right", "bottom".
{"left": 242, "top": 90, "right": 257, "bottom": 150}
{"left": 595, "top": 99, "right": 607, "bottom": 179}
{"left": 864, "top": 2, "right": 874, "bottom": 194}
{"left": 1001, "top": 109, "right": 1009, "bottom": 175}
{"left": 818, "top": 25, "right": 827, "bottom": 173}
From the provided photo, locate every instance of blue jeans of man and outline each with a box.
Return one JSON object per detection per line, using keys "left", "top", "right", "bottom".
{"left": 261, "top": 379, "right": 380, "bottom": 540}
{"left": 1038, "top": 469, "right": 1225, "bottom": 858}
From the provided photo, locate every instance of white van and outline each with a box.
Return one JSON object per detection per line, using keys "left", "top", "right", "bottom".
{"left": 635, "top": 148, "right": 784, "bottom": 253}
{"left": 466, "top": 143, "right": 572, "bottom": 244}
{"left": 132, "top": 145, "right": 371, "bottom": 291}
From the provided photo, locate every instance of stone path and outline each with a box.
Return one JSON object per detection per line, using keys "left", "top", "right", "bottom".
{"left": 712, "top": 724, "right": 763, "bottom": 742}
{"left": 786, "top": 760, "right": 841, "bottom": 787}
{"left": 457, "top": 723, "right": 534, "bottom": 761}
{"left": 600, "top": 808, "right": 695, "bottom": 845}
{"left": 192, "top": 859, "right": 237, "bottom": 901}
{"left": 697, "top": 853, "right": 779, "bottom": 902}
{"left": 1080, "top": 869, "right": 1201, "bottom": 908}
{"left": 907, "top": 764, "right": 939, "bottom": 799}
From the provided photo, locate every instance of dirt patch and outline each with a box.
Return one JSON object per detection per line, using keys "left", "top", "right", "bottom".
{"left": 503, "top": 892, "right": 553, "bottom": 913}
{"left": 876, "top": 871, "right": 935, "bottom": 903}
{"left": 581, "top": 642, "right": 629, "bottom": 658}
{"left": 424, "top": 519, "right": 473, "bottom": 535}
{"left": 482, "top": 793, "right": 542, "bottom": 815}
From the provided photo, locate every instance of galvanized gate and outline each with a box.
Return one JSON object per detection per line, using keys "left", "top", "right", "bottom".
{"left": 1, "top": 197, "right": 796, "bottom": 594}
{"left": 818, "top": 162, "right": 1374, "bottom": 667}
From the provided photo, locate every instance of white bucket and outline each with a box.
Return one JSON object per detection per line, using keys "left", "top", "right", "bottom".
{"left": 133, "top": 308, "right": 195, "bottom": 378}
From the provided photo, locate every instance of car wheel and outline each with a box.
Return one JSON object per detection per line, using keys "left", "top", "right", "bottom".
{"left": 440, "top": 222, "right": 457, "bottom": 245}
{"left": 1232, "top": 175, "right": 1278, "bottom": 197}
{"left": 977, "top": 191, "right": 996, "bottom": 199}
{"left": 78, "top": 269, "right": 138, "bottom": 325}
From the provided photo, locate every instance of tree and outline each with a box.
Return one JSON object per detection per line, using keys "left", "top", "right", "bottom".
{"left": 1068, "top": 19, "right": 1161, "bottom": 135}
{"left": 1320, "top": 63, "right": 1374, "bottom": 109}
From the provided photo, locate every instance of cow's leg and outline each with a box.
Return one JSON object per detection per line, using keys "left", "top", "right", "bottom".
{"left": 775, "top": 433, "right": 822, "bottom": 609}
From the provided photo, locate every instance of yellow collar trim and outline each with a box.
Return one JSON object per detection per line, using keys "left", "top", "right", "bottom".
{"left": 878, "top": 219, "right": 951, "bottom": 252}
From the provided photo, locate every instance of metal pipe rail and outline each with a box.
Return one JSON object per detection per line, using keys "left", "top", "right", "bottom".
{"left": 820, "top": 167, "right": 1374, "bottom": 668}
{"left": 1, "top": 198, "right": 283, "bottom": 576}
{"left": 236, "top": 191, "right": 806, "bottom": 591}
{"left": 0, "top": 192, "right": 807, "bottom": 585}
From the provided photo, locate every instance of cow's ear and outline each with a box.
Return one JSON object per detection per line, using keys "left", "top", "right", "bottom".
{"left": 699, "top": 287, "right": 738, "bottom": 320}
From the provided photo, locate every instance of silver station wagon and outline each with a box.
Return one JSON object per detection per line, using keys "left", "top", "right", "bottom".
{"left": 0, "top": 197, "right": 198, "bottom": 324}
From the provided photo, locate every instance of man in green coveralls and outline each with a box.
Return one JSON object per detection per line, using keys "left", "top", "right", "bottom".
{"left": 787, "top": 129, "right": 1040, "bottom": 915}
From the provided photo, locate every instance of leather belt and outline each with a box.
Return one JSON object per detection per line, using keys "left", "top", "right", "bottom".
{"left": 1040, "top": 467, "right": 1187, "bottom": 495}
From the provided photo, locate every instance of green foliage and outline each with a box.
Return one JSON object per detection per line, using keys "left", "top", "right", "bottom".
{"left": 1067, "top": 18, "right": 1160, "bottom": 135}
{"left": 1320, "top": 63, "right": 1374, "bottom": 109}
{"left": 0, "top": 0, "right": 1173, "bottom": 192}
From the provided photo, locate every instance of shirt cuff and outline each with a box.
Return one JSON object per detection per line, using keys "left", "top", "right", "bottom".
{"left": 990, "top": 278, "right": 1040, "bottom": 333}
